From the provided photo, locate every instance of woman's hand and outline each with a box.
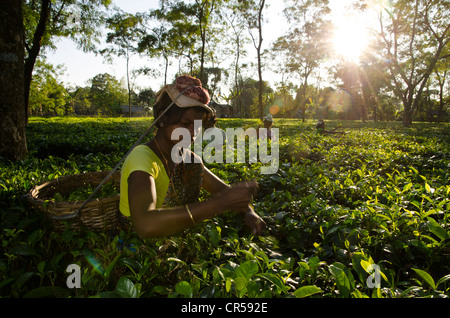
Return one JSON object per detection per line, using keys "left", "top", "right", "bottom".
{"left": 202, "top": 170, "right": 265, "bottom": 235}
{"left": 243, "top": 207, "right": 266, "bottom": 236}
{"left": 212, "top": 181, "right": 258, "bottom": 213}
{"left": 210, "top": 180, "right": 266, "bottom": 235}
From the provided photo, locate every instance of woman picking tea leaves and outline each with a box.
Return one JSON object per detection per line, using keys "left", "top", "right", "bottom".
{"left": 119, "top": 75, "right": 265, "bottom": 238}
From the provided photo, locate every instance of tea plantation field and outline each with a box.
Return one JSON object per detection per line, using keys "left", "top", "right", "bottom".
{"left": 1, "top": 117, "right": 449, "bottom": 298}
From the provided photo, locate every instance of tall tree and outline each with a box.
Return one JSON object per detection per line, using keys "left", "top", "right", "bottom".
{"left": 241, "top": 0, "right": 266, "bottom": 119}
{"left": 89, "top": 73, "right": 127, "bottom": 115}
{"left": 23, "top": 0, "right": 112, "bottom": 122}
{"left": 29, "top": 59, "right": 69, "bottom": 116}
{"left": 0, "top": 0, "right": 27, "bottom": 161}
{"left": 23, "top": 0, "right": 51, "bottom": 123}
{"left": 334, "top": 61, "right": 365, "bottom": 121}
{"left": 432, "top": 45, "right": 449, "bottom": 122}
{"left": 219, "top": 0, "right": 251, "bottom": 116}
{"left": 194, "top": 0, "right": 219, "bottom": 83}
{"left": 138, "top": 24, "right": 174, "bottom": 87}
{"left": 149, "top": 1, "right": 199, "bottom": 77}
{"left": 275, "top": 0, "right": 331, "bottom": 121}
{"left": 71, "top": 86, "right": 92, "bottom": 115}
{"left": 139, "top": 3, "right": 199, "bottom": 87}
{"left": 376, "top": 0, "right": 450, "bottom": 127}
{"left": 102, "top": 11, "right": 145, "bottom": 117}
{"left": 148, "top": 0, "right": 222, "bottom": 85}
{"left": 232, "top": 77, "right": 272, "bottom": 117}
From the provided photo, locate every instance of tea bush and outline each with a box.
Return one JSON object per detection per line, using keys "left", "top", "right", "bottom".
{"left": 1, "top": 117, "right": 449, "bottom": 298}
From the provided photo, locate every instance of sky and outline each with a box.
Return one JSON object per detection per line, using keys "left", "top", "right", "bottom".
{"left": 46, "top": 0, "right": 371, "bottom": 97}
{"left": 47, "top": 0, "right": 162, "bottom": 90}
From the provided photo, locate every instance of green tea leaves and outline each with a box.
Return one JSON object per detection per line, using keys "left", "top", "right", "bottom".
{"left": 412, "top": 268, "right": 436, "bottom": 290}
{"left": 1, "top": 118, "right": 449, "bottom": 298}
{"left": 235, "top": 260, "right": 259, "bottom": 280}
{"left": 329, "top": 262, "right": 354, "bottom": 298}
{"left": 426, "top": 217, "right": 448, "bottom": 241}
{"left": 175, "top": 281, "right": 193, "bottom": 298}
{"left": 116, "top": 277, "right": 138, "bottom": 298}
{"left": 294, "top": 285, "right": 323, "bottom": 298}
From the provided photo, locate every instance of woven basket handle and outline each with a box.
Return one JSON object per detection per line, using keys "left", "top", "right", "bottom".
{"left": 51, "top": 85, "right": 197, "bottom": 220}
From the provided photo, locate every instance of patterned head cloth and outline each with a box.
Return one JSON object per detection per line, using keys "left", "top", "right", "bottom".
{"left": 156, "top": 75, "right": 213, "bottom": 114}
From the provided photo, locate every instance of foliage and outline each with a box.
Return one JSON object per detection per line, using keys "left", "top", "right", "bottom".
{"left": 23, "top": 0, "right": 112, "bottom": 54}
{"left": 144, "top": 0, "right": 223, "bottom": 83}
{"left": 21, "top": 0, "right": 113, "bottom": 122}
{"left": 29, "top": 59, "right": 70, "bottom": 117}
{"left": 375, "top": 0, "right": 450, "bottom": 127}
{"left": 53, "top": 182, "right": 118, "bottom": 202}
{"left": 67, "top": 74, "right": 155, "bottom": 116}
{"left": 1, "top": 117, "right": 449, "bottom": 298}
{"left": 273, "top": 0, "right": 332, "bottom": 120}
{"left": 18, "top": 0, "right": 450, "bottom": 124}
{"left": 21, "top": 0, "right": 449, "bottom": 122}
{"left": 87, "top": 73, "right": 128, "bottom": 115}
{"left": 102, "top": 10, "right": 147, "bottom": 115}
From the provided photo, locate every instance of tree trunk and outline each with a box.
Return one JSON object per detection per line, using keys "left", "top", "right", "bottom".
{"left": 199, "top": 27, "right": 206, "bottom": 85}
{"left": 436, "top": 69, "right": 446, "bottom": 123}
{"left": 403, "top": 109, "right": 413, "bottom": 127}
{"left": 23, "top": 0, "right": 51, "bottom": 124}
{"left": 256, "top": 0, "right": 265, "bottom": 120}
{"left": 234, "top": 35, "right": 241, "bottom": 117}
{"left": 437, "top": 85, "right": 445, "bottom": 123}
{"left": 0, "top": 0, "right": 28, "bottom": 161}
{"left": 197, "top": 2, "right": 205, "bottom": 84}
{"left": 360, "top": 94, "right": 367, "bottom": 123}
{"left": 164, "top": 55, "right": 169, "bottom": 86}
{"left": 126, "top": 48, "right": 131, "bottom": 117}
{"left": 374, "top": 103, "right": 378, "bottom": 122}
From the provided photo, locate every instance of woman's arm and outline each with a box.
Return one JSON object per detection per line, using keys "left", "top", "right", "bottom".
{"left": 128, "top": 170, "right": 258, "bottom": 239}
{"left": 202, "top": 166, "right": 266, "bottom": 235}
{"left": 201, "top": 166, "right": 231, "bottom": 194}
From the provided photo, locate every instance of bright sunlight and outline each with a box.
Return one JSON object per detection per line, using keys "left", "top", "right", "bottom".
{"left": 332, "top": 14, "right": 371, "bottom": 62}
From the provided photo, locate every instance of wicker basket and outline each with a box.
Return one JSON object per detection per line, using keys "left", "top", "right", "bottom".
{"left": 28, "top": 170, "right": 121, "bottom": 232}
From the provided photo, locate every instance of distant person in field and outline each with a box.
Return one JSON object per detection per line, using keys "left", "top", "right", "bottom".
{"left": 258, "top": 114, "right": 274, "bottom": 140}
{"left": 315, "top": 119, "right": 344, "bottom": 135}
{"left": 119, "top": 75, "right": 265, "bottom": 239}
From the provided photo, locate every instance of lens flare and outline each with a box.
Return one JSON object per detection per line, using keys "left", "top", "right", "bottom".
{"left": 365, "top": 0, "right": 393, "bottom": 14}
{"left": 269, "top": 105, "right": 280, "bottom": 115}
{"left": 84, "top": 250, "right": 105, "bottom": 276}
{"left": 332, "top": 14, "right": 370, "bottom": 62}
{"left": 327, "top": 90, "right": 352, "bottom": 112}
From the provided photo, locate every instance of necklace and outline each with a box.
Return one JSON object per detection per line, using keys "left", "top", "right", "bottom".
{"left": 154, "top": 139, "right": 171, "bottom": 171}
{"left": 153, "top": 138, "right": 179, "bottom": 201}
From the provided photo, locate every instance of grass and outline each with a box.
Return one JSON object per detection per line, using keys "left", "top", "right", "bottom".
{"left": 0, "top": 117, "right": 449, "bottom": 298}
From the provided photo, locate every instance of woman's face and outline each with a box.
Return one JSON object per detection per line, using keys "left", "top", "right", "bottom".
{"left": 161, "top": 108, "right": 206, "bottom": 146}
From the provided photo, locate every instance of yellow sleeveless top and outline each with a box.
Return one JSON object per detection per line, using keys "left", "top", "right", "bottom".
{"left": 119, "top": 145, "right": 169, "bottom": 217}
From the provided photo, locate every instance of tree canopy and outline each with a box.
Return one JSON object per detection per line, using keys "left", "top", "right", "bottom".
{"left": 23, "top": 0, "right": 450, "bottom": 124}
{"left": 1, "top": 0, "right": 449, "bottom": 159}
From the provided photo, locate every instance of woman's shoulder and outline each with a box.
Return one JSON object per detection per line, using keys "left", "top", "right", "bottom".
{"left": 130, "top": 144, "right": 157, "bottom": 158}
{"left": 125, "top": 144, "right": 162, "bottom": 168}
{"left": 123, "top": 144, "right": 168, "bottom": 181}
